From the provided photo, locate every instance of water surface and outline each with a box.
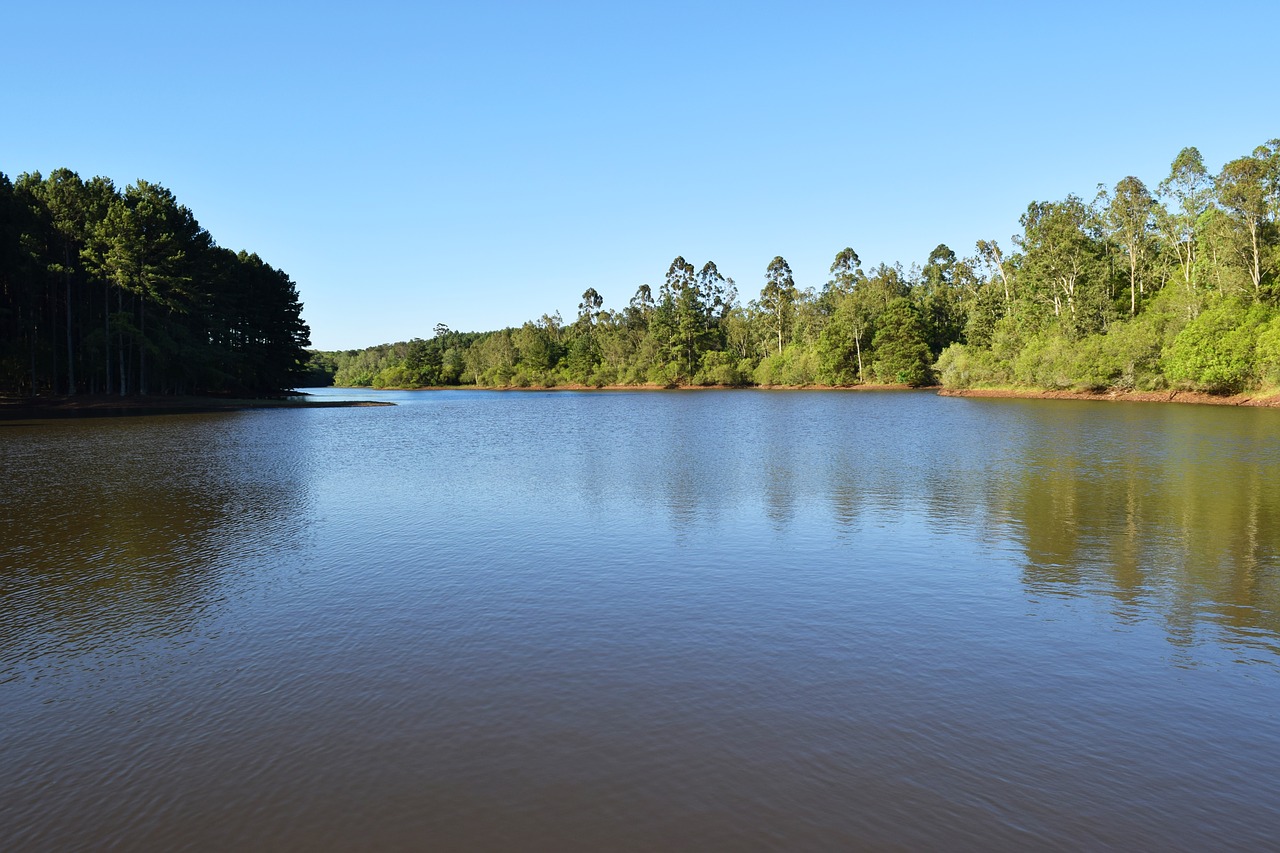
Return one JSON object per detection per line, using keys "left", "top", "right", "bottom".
{"left": 3, "top": 390, "right": 1280, "bottom": 850}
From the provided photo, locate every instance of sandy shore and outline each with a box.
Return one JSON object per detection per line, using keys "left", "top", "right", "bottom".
{"left": 937, "top": 387, "right": 1280, "bottom": 408}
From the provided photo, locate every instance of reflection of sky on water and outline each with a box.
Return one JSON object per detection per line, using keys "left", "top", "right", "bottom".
{"left": 4, "top": 390, "right": 1280, "bottom": 674}
{"left": 522, "top": 391, "right": 1280, "bottom": 665}
{"left": 5, "top": 390, "right": 1280, "bottom": 850}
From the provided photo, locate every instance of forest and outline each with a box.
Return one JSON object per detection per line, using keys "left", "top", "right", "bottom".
{"left": 0, "top": 169, "right": 311, "bottom": 396}
{"left": 313, "top": 138, "right": 1280, "bottom": 395}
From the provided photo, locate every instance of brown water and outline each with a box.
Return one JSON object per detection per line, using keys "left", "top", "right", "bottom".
{"left": 3, "top": 389, "right": 1280, "bottom": 850}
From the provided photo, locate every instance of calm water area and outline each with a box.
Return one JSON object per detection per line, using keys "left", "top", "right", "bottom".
{"left": 3, "top": 388, "right": 1280, "bottom": 850}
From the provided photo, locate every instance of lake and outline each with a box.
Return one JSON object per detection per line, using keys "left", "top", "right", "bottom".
{"left": 3, "top": 389, "right": 1280, "bottom": 850}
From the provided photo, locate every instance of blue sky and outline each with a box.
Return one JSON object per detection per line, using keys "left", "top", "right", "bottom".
{"left": 5, "top": 1, "right": 1277, "bottom": 349}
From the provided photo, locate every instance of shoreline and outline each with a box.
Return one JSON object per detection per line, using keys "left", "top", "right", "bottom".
{"left": 0, "top": 394, "right": 393, "bottom": 421}
{"left": 353, "top": 382, "right": 927, "bottom": 393}
{"left": 13, "top": 385, "right": 1279, "bottom": 415}
{"left": 937, "top": 387, "right": 1280, "bottom": 408}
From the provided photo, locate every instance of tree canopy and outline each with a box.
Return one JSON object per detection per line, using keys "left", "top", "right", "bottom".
{"left": 319, "top": 137, "right": 1280, "bottom": 395}
{"left": 1, "top": 168, "right": 311, "bottom": 396}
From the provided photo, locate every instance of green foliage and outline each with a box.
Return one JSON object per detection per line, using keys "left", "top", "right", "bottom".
{"left": 1, "top": 167, "right": 309, "bottom": 395}
{"left": 962, "top": 281, "right": 1006, "bottom": 349}
{"left": 934, "top": 344, "right": 1008, "bottom": 389}
{"left": 692, "top": 351, "right": 750, "bottom": 386}
{"left": 564, "top": 333, "right": 601, "bottom": 384}
{"left": 814, "top": 293, "right": 867, "bottom": 384}
{"left": 1102, "top": 297, "right": 1177, "bottom": 390}
{"left": 1011, "top": 333, "right": 1113, "bottom": 391}
{"left": 753, "top": 345, "right": 818, "bottom": 386}
{"left": 301, "top": 351, "right": 337, "bottom": 386}
{"left": 1256, "top": 316, "right": 1280, "bottom": 386}
{"left": 1164, "top": 300, "right": 1275, "bottom": 392}
{"left": 298, "top": 135, "right": 1280, "bottom": 396}
{"left": 871, "top": 298, "right": 933, "bottom": 385}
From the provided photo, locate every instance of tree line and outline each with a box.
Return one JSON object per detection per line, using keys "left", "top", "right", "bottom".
{"left": 313, "top": 136, "right": 1280, "bottom": 394}
{"left": 1, "top": 169, "right": 311, "bottom": 397}
{"left": 313, "top": 251, "right": 966, "bottom": 390}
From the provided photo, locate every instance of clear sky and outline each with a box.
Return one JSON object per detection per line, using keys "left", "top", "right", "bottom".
{"left": 5, "top": 1, "right": 1278, "bottom": 349}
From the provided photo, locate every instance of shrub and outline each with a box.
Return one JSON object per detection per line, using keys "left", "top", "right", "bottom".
{"left": 935, "top": 343, "right": 1009, "bottom": 388}
{"left": 1254, "top": 316, "right": 1280, "bottom": 387}
{"left": 693, "top": 351, "right": 747, "bottom": 386}
{"left": 1164, "top": 300, "right": 1275, "bottom": 393}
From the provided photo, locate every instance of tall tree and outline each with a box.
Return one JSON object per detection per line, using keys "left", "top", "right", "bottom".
{"left": 626, "top": 284, "right": 654, "bottom": 330}
{"left": 1105, "top": 176, "right": 1156, "bottom": 315}
{"left": 816, "top": 289, "right": 873, "bottom": 384}
{"left": 661, "top": 256, "right": 695, "bottom": 300}
{"left": 759, "top": 255, "right": 797, "bottom": 354}
{"left": 1016, "top": 196, "right": 1106, "bottom": 333}
{"left": 821, "top": 247, "right": 864, "bottom": 318}
{"left": 577, "top": 287, "right": 603, "bottom": 328}
{"left": 1216, "top": 154, "right": 1271, "bottom": 298}
{"left": 871, "top": 297, "right": 932, "bottom": 385}
{"left": 3, "top": 168, "right": 309, "bottom": 396}
{"left": 975, "top": 239, "right": 1013, "bottom": 311}
{"left": 696, "top": 261, "right": 734, "bottom": 325}
{"left": 917, "top": 243, "right": 966, "bottom": 354}
{"left": 30, "top": 169, "right": 94, "bottom": 394}
{"left": 1156, "top": 147, "right": 1212, "bottom": 308}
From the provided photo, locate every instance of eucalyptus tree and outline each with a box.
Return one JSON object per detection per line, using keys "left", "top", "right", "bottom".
{"left": 670, "top": 277, "right": 711, "bottom": 377}
{"left": 1105, "top": 176, "right": 1157, "bottom": 315}
{"left": 920, "top": 243, "right": 955, "bottom": 288}
{"left": 975, "top": 238, "right": 1013, "bottom": 311}
{"left": 661, "top": 256, "right": 696, "bottom": 300}
{"left": 465, "top": 329, "right": 517, "bottom": 385}
{"left": 720, "top": 304, "right": 757, "bottom": 362}
{"left": 758, "top": 255, "right": 797, "bottom": 354}
{"left": 1016, "top": 196, "right": 1106, "bottom": 333}
{"left": 827, "top": 247, "right": 862, "bottom": 294}
{"left": 577, "top": 287, "right": 604, "bottom": 328}
{"left": 820, "top": 246, "right": 865, "bottom": 320}
{"left": 1255, "top": 138, "right": 1280, "bottom": 221}
{"left": 816, "top": 291, "right": 874, "bottom": 384}
{"left": 626, "top": 284, "right": 654, "bottom": 330}
{"left": 696, "top": 261, "right": 734, "bottom": 325}
{"left": 1156, "top": 147, "right": 1212, "bottom": 307}
{"left": 1195, "top": 207, "right": 1253, "bottom": 297}
{"left": 1216, "top": 153, "right": 1271, "bottom": 298}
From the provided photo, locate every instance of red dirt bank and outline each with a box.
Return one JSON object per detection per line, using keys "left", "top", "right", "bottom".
{"left": 938, "top": 387, "right": 1280, "bottom": 407}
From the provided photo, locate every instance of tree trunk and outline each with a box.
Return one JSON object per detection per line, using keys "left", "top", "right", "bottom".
{"left": 1129, "top": 251, "right": 1137, "bottom": 316}
{"left": 1250, "top": 220, "right": 1262, "bottom": 295}
{"left": 854, "top": 327, "right": 864, "bottom": 383}
{"left": 139, "top": 297, "right": 147, "bottom": 396}
{"left": 65, "top": 266, "right": 76, "bottom": 395}
{"left": 117, "top": 288, "right": 126, "bottom": 396}
{"left": 104, "top": 280, "right": 113, "bottom": 395}
{"left": 29, "top": 317, "right": 38, "bottom": 396}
